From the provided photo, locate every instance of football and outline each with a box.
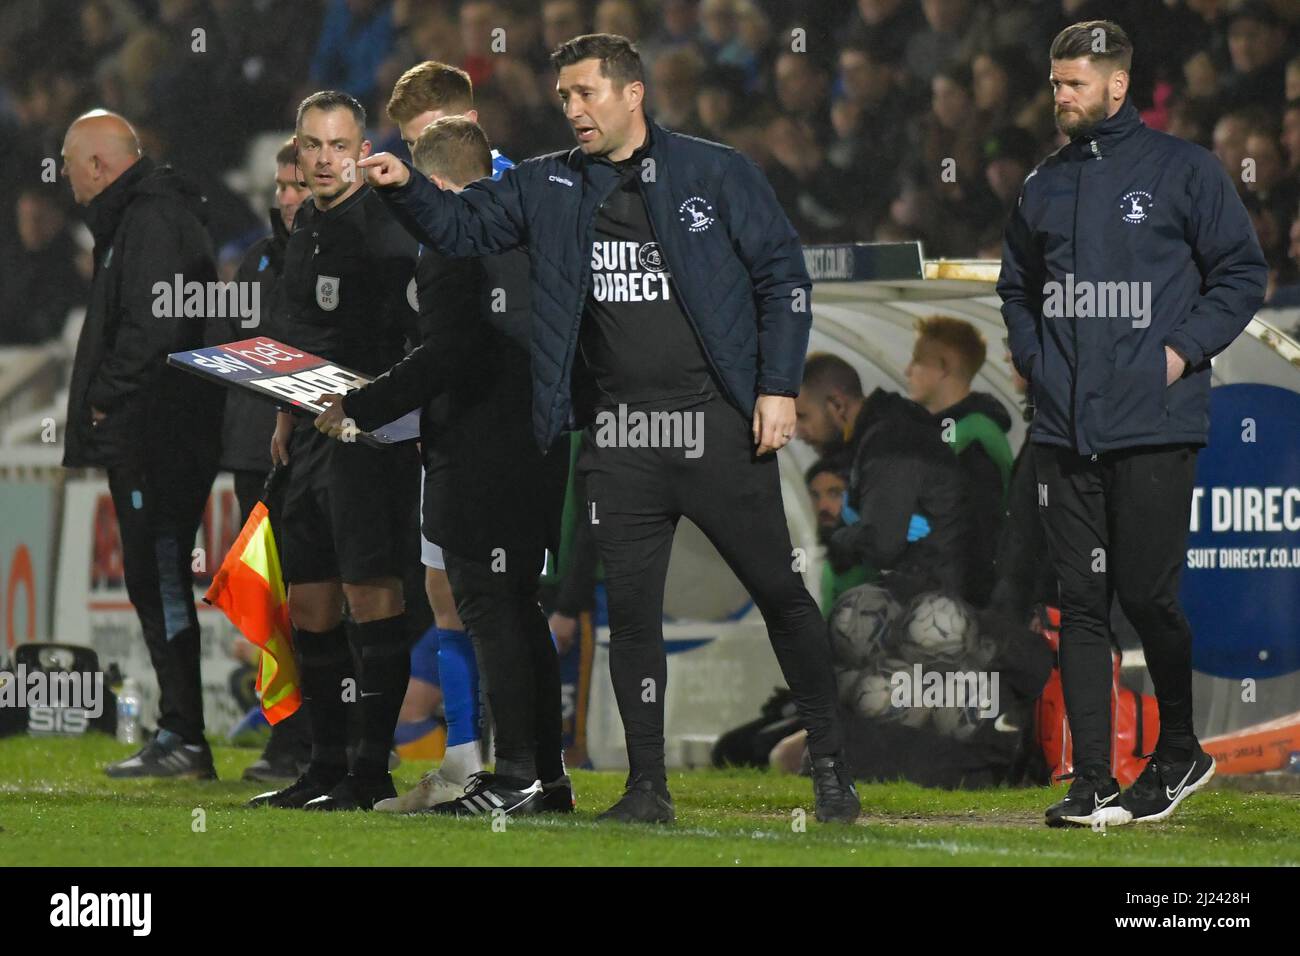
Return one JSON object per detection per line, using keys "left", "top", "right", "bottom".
{"left": 829, "top": 584, "right": 900, "bottom": 669}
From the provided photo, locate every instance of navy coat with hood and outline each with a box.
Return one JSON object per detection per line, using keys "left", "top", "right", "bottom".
{"left": 374, "top": 121, "right": 813, "bottom": 452}
{"left": 64, "top": 157, "right": 223, "bottom": 470}
{"left": 998, "top": 98, "right": 1267, "bottom": 455}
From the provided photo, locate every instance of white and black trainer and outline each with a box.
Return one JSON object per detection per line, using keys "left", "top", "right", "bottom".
{"left": 374, "top": 767, "right": 471, "bottom": 813}
{"left": 1121, "top": 748, "right": 1216, "bottom": 824}
{"left": 427, "top": 771, "right": 543, "bottom": 817}
{"left": 105, "top": 729, "right": 217, "bottom": 780}
{"left": 1045, "top": 772, "right": 1130, "bottom": 827}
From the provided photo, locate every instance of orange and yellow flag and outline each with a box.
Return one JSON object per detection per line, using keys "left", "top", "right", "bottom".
{"left": 204, "top": 501, "right": 300, "bottom": 724}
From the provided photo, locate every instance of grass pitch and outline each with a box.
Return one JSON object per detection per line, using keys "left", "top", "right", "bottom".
{"left": 1, "top": 735, "right": 1296, "bottom": 866}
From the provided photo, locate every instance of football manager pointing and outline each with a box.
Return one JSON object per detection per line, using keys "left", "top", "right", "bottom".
{"left": 361, "top": 33, "right": 857, "bottom": 824}
{"left": 999, "top": 20, "right": 1266, "bottom": 828}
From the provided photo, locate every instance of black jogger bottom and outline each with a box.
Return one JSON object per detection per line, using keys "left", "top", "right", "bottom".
{"left": 1034, "top": 443, "right": 1200, "bottom": 775}
{"left": 577, "top": 394, "right": 843, "bottom": 782}
{"left": 107, "top": 456, "right": 217, "bottom": 745}
{"left": 443, "top": 547, "right": 564, "bottom": 784}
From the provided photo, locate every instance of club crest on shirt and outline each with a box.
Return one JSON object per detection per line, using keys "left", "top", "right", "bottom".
{"left": 316, "top": 275, "right": 340, "bottom": 311}
{"left": 678, "top": 196, "right": 715, "bottom": 233}
{"left": 638, "top": 242, "right": 665, "bottom": 272}
{"left": 1120, "top": 190, "right": 1153, "bottom": 224}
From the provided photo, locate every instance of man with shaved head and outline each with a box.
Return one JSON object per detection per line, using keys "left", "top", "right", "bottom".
{"left": 62, "top": 109, "right": 225, "bottom": 780}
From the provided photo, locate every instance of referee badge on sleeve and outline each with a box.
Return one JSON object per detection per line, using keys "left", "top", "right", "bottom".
{"left": 406, "top": 277, "right": 419, "bottom": 312}
{"left": 316, "top": 275, "right": 340, "bottom": 311}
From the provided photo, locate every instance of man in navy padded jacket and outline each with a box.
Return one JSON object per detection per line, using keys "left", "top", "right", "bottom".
{"left": 998, "top": 20, "right": 1266, "bottom": 829}
{"left": 360, "top": 33, "right": 858, "bottom": 825}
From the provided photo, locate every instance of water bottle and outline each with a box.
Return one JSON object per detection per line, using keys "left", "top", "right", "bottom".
{"left": 116, "top": 678, "right": 141, "bottom": 745}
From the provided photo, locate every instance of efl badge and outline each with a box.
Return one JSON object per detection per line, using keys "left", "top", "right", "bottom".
{"left": 316, "top": 275, "right": 341, "bottom": 311}
{"left": 406, "top": 277, "right": 419, "bottom": 312}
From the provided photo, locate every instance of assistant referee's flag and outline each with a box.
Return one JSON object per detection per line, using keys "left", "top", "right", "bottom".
{"left": 203, "top": 500, "right": 301, "bottom": 724}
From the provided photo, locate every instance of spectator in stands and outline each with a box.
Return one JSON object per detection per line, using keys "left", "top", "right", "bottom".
{"left": 843, "top": 0, "right": 925, "bottom": 70}
{"left": 1244, "top": 125, "right": 1299, "bottom": 229}
{"left": 695, "top": 64, "right": 747, "bottom": 142}
{"left": 903, "top": 0, "right": 992, "bottom": 90}
{"left": 971, "top": 46, "right": 1038, "bottom": 133}
{"left": 1166, "top": 92, "right": 1218, "bottom": 148}
{"left": 60, "top": 110, "right": 223, "bottom": 779}
{"left": 699, "top": 0, "right": 758, "bottom": 82}
{"left": 774, "top": 49, "right": 831, "bottom": 145}
{"left": 650, "top": 46, "right": 707, "bottom": 134}
{"left": 905, "top": 316, "right": 1013, "bottom": 608}
{"left": 763, "top": 114, "right": 855, "bottom": 243}
{"left": 542, "top": 0, "right": 588, "bottom": 56}
{"left": 1265, "top": 208, "right": 1300, "bottom": 308}
{"left": 1183, "top": 49, "right": 1219, "bottom": 103}
{"left": 977, "top": 125, "right": 1038, "bottom": 254}
{"left": 1282, "top": 100, "right": 1300, "bottom": 173}
{"left": 828, "top": 42, "right": 907, "bottom": 234}
{"left": 898, "top": 62, "right": 1001, "bottom": 256}
{"left": 638, "top": 0, "right": 700, "bottom": 66}
{"left": 1212, "top": 109, "right": 1256, "bottom": 189}
{"left": 1219, "top": 1, "right": 1291, "bottom": 113}
{"left": 734, "top": 0, "right": 774, "bottom": 85}
{"left": 0, "top": 186, "right": 88, "bottom": 345}
{"left": 595, "top": 0, "right": 643, "bottom": 42}
{"left": 310, "top": 0, "right": 395, "bottom": 105}
{"left": 797, "top": 352, "right": 970, "bottom": 604}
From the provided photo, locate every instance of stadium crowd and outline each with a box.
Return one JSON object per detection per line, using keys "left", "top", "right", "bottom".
{"left": 3, "top": 0, "right": 1300, "bottom": 347}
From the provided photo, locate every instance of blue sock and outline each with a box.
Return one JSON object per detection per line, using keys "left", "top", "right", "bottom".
{"left": 394, "top": 717, "right": 441, "bottom": 746}
{"left": 436, "top": 628, "right": 480, "bottom": 747}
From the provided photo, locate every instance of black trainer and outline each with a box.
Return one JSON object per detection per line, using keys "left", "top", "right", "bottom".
{"left": 596, "top": 774, "right": 675, "bottom": 824}
{"left": 540, "top": 774, "right": 576, "bottom": 813}
{"left": 810, "top": 756, "right": 860, "bottom": 823}
{"left": 428, "top": 771, "right": 543, "bottom": 817}
{"left": 1045, "top": 772, "right": 1128, "bottom": 827}
{"left": 303, "top": 772, "right": 398, "bottom": 811}
{"left": 247, "top": 764, "right": 346, "bottom": 809}
{"left": 105, "top": 730, "right": 217, "bottom": 780}
{"left": 1121, "top": 748, "right": 1216, "bottom": 824}
{"left": 242, "top": 751, "right": 308, "bottom": 783}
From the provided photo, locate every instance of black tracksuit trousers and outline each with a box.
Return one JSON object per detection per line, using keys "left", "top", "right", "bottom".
{"left": 107, "top": 457, "right": 217, "bottom": 745}
{"left": 577, "top": 394, "right": 843, "bottom": 781}
{"left": 443, "top": 547, "right": 565, "bottom": 785}
{"left": 1033, "top": 443, "right": 1200, "bottom": 776}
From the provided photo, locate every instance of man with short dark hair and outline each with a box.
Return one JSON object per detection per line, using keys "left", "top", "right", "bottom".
{"left": 361, "top": 33, "right": 858, "bottom": 824}
{"left": 249, "top": 90, "right": 421, "bottom": 812}
{"left": 1000, "top": 20, "right": 1267, "bottom": 827}
{"left": 60, "top": 110, "right": 224, "bottom": 779}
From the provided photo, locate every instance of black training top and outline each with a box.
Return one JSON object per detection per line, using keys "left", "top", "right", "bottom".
{"left": 275, "top": 183, "right": 419, "bottom": 377}
{"left": 575, "top": 137, "right": 715, "bottom": 412}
